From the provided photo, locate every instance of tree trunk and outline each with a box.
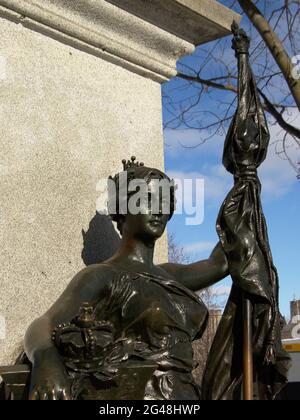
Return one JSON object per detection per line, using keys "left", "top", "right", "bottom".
{"left": 238, "top": 0, "right": 300, "bottom": 110}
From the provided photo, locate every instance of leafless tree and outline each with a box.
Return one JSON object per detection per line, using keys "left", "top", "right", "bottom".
{"left": 163, "top": 0, "right": 300, "bottom": 178}
{"left": 168, "top": 232, "right": 191, "bottom": 264}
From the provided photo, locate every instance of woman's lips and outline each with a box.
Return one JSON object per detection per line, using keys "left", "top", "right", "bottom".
{"left": 149, "top": 219, "right": 163, "bottom": 226}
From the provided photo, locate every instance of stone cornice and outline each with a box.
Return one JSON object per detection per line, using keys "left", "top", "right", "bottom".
{"left": 0, "top": 0, "right": 241, "bottom": 83}
{"left": 107, "top": 0, "right": 242, "bottom": 45}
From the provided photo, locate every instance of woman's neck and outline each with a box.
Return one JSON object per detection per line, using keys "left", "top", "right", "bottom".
{"left": 110, "top": 235, "right": 155, "bottom": 268}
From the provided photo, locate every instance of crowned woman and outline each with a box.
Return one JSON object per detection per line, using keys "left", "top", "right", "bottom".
{"left": 25, "top": 156, "right": 229, "bottom": 400}
{"left": 24, "top": 23, "right": 290, "bottom": 401}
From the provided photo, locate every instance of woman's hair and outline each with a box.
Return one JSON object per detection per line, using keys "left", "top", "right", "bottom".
{"left": 107, "top": 157, "right": 176, "bottom": 234}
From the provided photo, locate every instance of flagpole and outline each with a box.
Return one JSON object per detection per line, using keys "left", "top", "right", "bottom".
{"left": 230, "top": 21, "right": 255, "bottom": 400}
{"left": 243, "top": 295, "right": 254, "bottom": 400}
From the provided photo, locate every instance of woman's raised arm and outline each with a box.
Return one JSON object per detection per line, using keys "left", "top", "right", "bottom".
{"left": 159, "top": 242, "right": 229, "bottom": 292}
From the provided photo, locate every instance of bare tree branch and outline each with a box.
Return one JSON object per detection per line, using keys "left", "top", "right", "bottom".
{"left": 176, "top": 72, "right": 300, "bottom": 141}
{"left": 257, "top": 88, "right": 300, "bottom": 140}
{"left": 177, "top": 72, "right": 237, "bottom": 93}
{"left": 163, "top": 0, "right": 300, "bottom": 176}
{"left": 238, "top": 0, "right": 300, "bottom": 109}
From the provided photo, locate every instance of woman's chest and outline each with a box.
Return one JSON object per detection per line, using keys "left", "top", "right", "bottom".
{"left": 99, "top": 274, "right": 205, "bottom": 339}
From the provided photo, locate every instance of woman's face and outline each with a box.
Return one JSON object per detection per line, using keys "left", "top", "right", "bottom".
{"left": 122, "top": 177, "right": 171, "bottom": 241}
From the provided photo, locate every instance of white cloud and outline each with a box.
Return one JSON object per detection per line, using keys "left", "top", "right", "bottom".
{"left": 259, "top": 110, "right": 300, "bottom": 198}
{"left": 183, "top": 241, "right": 215, "bottom": 255}
{"left": 167, "top": 167, "right": 232, "bottom": 208}
{"left": 212, "top": 285, "right": 231, "bottom": 297}
{"left": 259, "top": 148, "right": 297, "bottom": 198}
{"left": 165, "top": 108, "right": 299, "bottom": 203}
{"left": 164, "top": 128, "right": 224, "bottom": 159}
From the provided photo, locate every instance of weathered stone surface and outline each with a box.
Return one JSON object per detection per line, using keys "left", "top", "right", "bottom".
{"left": 0, "top": 16, "right": 166, "bottom": 365}
{"left": 0, "top": 0, "right": 241, "bottom": 83}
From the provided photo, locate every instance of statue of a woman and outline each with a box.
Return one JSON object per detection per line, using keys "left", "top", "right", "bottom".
{"left": 25, "top": 157, "right": 228, "bottom": 400}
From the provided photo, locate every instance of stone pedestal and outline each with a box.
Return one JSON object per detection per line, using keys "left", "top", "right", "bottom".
{"left": 0, "top": 0, "right": 240, "bottom": 364}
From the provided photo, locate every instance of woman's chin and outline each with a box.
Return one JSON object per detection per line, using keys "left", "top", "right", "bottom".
{"left": 148, "top": 225, "right": 165, "bottom": 238}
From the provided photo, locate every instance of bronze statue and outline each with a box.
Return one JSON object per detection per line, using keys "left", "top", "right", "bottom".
{"left": 24, "top": 157, "right": 229, "bottom": 400}
{"left": 1, "top": 24, "right": 290, "bottom": 401}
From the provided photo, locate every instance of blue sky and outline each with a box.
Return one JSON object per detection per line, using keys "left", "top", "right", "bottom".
{"left": 163, "top": 123, "right": 300, "bottom": 319}
{"left": 162, "top": 1, "right": 300, "bottom": 319}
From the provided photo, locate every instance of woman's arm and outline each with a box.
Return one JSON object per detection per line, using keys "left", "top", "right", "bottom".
{"left": 159, "top": 242, "right": 229, "bottom": 292}
{"left": 25, "top": 264, "right": 111, "bottom": 399}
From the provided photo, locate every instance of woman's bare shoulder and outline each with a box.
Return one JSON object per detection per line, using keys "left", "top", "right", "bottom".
{"left": 71, "top": 262, "right": 118, "bottom": 289}
{"left": 45, "top": 263, "right": 118, "bottom": 322}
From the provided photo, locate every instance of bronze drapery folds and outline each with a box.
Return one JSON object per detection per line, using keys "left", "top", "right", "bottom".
{"left": 201, "top": 23, "right": 291, "bottom": 400}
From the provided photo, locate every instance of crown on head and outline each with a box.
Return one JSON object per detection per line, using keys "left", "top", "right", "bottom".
{"left": 122, "top": 156, "right": 144, "bottom": 171}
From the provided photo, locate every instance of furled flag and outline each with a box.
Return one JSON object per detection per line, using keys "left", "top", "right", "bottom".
{"left": 201, "top": 23, "right": 291, "bottom": 400}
